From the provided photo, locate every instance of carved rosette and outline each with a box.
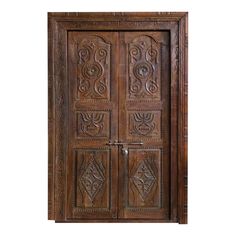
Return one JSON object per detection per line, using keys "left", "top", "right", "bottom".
{"left": 77, "top": 36, "right": 110, "bottom": 99}
{"left": 127, "top": 35, "right": 161, "bottom": 99}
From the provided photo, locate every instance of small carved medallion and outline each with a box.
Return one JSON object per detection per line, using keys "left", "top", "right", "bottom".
{"left": 132, "top": 160, "right": 156, "bottom": 200}
{"left": 134, "top": 62, "right": 153, "bottom": 80}
{"left": 82, "top": 62, "right": 103, "bottom": 79}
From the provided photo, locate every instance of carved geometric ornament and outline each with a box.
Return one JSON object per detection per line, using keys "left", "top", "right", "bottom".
{"left": 131, "top": 159, "right": 156, "bottom": 200}
{"left": 80, "top": 155, "right": 105, "bottom": 201}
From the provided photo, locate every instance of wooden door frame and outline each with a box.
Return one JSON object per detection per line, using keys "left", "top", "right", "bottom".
{"left": 48, "top": 12, "right": 188, "bottom": 224}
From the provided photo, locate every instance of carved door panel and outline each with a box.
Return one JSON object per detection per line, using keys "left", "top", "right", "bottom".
{"left": 67, "top": 32, "right": 119, "bottom": 219}
{"left": 118, "top": 32, "right": 170, "bottom": 219}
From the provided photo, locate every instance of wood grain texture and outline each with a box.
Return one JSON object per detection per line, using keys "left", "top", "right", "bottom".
{"left": 118, "top": 31, "right": 170, "bottom": 220}
{"left": 178, "top": 13, "right": 188, "bottom": 224}
{"left": 48, "top": 12, "right": 188, "bottom": 224}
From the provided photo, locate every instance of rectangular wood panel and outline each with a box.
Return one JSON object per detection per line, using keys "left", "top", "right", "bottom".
{"left": 118, "top": 31, "right": 170, "bottom": 219}
{"left": 66, "top": 31, "right": 119, "bottom": 219}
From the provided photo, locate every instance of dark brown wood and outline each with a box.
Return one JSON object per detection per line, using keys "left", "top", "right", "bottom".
{"left": 118, "top": 31, "right": 170, "bottom": 220}
{"left": 66, "top": 31, "right": 119, "bottom": 219}
{"left": 48, "top": 12, "right": 188, "bottom": 224}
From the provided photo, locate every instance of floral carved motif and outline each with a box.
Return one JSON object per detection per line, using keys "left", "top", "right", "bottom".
{"left": 77, "top": 36, "right": 110, "bottom": 99}
{"left": 77, "top": 111, "right": 109, "bottom": 138}
{"left": 128, "top": 35, "right": 161, "bottom": 99}
{"left": 129, "top": 111, "right": 160, "bottom": 138}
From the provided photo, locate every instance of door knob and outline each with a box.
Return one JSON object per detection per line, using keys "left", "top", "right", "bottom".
{"left": 121, "top": 145, "right": 129, "bottom": 156}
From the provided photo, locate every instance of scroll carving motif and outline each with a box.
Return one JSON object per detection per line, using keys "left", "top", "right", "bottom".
{"left": 77, "top": 36, "right": 110, "bottom": 99}
{"left": 129, "top": 111, "right": 161, "bottom": 138}
{"left": 77, "top": 111, "right": 110, "bottom": 138}
{"left": 127, "top": 35, "right": 161, "bottom": 99}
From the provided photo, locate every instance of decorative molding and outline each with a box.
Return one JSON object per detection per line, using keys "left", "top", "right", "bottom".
{"left": 54, "top": 24, "right": 67, "bottom": 220}
{"left": 178, "top": 13, "right": 188, "bottom": 224}
{"left": 48, "top": 17, "right": 55, "bottom": 220}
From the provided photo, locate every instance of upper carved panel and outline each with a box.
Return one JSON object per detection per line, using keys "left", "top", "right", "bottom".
{"left": 77, "top": 36, "right": 110, "bottom": 100}
{"left": 127, "top": 35, "right": 161, "bottom": 100}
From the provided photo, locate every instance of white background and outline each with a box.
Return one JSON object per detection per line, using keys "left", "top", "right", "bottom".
{"left": 0, "top": 0, "right": 236, "bottom": 235}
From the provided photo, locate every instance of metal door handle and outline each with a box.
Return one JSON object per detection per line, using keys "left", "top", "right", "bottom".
{"left": 106, "top": 141, "right": 143, "bottom": 146}
{"left": 106, "top": 140, "right": 143, "bottom": 157}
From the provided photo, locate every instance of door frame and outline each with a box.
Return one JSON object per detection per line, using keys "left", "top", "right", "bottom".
{"left": 48, "top": 12, "right": 188, "bottom": 224}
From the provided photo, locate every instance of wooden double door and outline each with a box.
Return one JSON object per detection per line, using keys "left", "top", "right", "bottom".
{"left": 66, "top": 31, "right": 171, "bottom": 220}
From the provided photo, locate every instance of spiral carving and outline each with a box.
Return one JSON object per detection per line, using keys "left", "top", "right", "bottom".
{"left": 128, "top": 36, "right": 160, "bottom": 99}
{"left": 77, "top": 36, "right": 110, "bottom": 99}
{"left": 78, "top": 48, "right": 90, "bottom": 63}
{"left": 133, "top": 62, "right": 153, "bottom": 80}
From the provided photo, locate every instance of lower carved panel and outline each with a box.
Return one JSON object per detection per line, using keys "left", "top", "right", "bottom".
{"left": 74, "top": 149, "right": 110, "bottom": 210}
{"left": 127, "top": 149, "right": 162, "bottom": 209}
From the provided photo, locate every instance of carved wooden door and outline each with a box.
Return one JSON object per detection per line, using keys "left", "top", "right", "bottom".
{"left": 48, "top": 12, "right": 188, "bottom": 223}
{"left": 67, "top": 32, "right": 119, "bottom": 219}
{"left": 118, "top": 32, "right": 170, "bottom": 219}
{"left": 66, "top": 31, "right": 170, "bottom": 220}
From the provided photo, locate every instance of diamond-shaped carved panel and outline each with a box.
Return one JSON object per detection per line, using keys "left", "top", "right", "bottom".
{"left": 80, "top": 157, "right": 105, "bottom": 201}
{"left": 128, "top": 149, "right": 161, "bottom": 208}
{"left": 75, "top": 150, "right": 110, "bottom": 209}
{"left": 132, "top": 160, "right": 156, "bottom": 200}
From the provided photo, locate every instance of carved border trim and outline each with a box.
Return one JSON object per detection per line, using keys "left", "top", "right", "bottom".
{"left": 178, "top": 13, "right": 188, "bottom": 224}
